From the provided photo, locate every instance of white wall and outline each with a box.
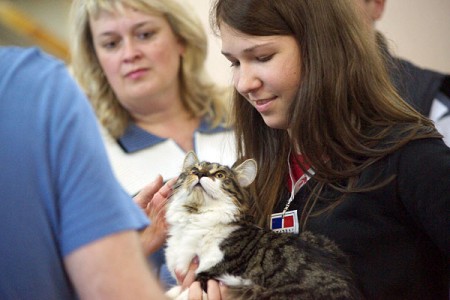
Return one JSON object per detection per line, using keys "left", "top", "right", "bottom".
{"left": 183, "top": 0, "right": 232, "bottom": 86}
{"left": 377, "top": 0, "right": 450, "bottom": 74}
{"left": 185, "top": 0, "right": 450, "bottom": 86}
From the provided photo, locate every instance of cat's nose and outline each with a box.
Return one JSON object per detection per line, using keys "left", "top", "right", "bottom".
{"left": 195, "top": 171, "right": 208, "bottom": 179}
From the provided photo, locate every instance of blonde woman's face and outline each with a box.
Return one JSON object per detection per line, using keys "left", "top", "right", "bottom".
{"left": 90, "top": 6, "right": 185, "bottom": 112}
{"left": 220, "top": 23, "right": 301, "bottom": 130}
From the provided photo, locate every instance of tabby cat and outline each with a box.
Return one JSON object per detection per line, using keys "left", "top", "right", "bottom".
{"left": 165, "top": 151, "right": 362, "bottom": 300}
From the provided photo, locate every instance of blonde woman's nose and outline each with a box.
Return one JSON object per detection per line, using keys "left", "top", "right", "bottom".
{"left": 122, "top": 39, "right": 142, "bottom": 62}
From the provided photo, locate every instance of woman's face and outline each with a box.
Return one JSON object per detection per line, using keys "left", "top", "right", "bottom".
{"left": 220, "top": 23, "right": 302, "bottom": 130}
{"left": 90, "top": 6, "right": 185, "bottom": 113}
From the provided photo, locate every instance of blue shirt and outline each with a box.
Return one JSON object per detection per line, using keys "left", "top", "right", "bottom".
{"left": 0, "top": 47, "right": 149, "bottom": 299}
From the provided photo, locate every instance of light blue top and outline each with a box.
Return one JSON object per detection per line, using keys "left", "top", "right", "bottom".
{"left": 0, "top": 47, "right": 149, "bottom": 299}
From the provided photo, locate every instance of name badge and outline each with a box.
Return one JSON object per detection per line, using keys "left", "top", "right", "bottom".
{"left": 270, "top": 210, "right": 299, "bottom": 234}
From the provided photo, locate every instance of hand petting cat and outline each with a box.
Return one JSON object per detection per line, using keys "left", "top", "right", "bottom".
{"left": 134, "top": 175, "right": 177, "bottom": 256}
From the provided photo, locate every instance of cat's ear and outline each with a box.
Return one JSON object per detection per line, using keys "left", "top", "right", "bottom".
{"left": 234, "top": 159, "right": 257, "bottom": 187}
{"left": 183, "top": 151, "right": 199, "bottom": 170}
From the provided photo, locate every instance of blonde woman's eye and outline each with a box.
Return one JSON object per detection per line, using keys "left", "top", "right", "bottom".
{"left": 138, "top": 31, "right": 155, "bottom": 40}
{"left": 102, "top": 41, "right": 118, "bottom": 49}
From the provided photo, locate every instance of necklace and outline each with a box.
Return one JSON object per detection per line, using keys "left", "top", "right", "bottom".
{"left": 270, "top": 152, "right": 314, "bottom": 234}
{"left": 281, "top": 153, "right": 314, "bottom": 217}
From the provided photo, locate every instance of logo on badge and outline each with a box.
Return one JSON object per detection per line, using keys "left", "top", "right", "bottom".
{"left": 270, "top": 210, "right": 299, "bottom": 234}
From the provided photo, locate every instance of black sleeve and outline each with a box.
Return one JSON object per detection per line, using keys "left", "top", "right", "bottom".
{"left": 397, "top": 138, "right": 450, "bottom": 258}
{"left": 440, "top": 75, "right": 450, "bottom": 98}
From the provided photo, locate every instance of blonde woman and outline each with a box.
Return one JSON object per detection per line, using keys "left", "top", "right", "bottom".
{"left": 69, "top": 0, "right": 236, "bottom": 196}
{"left": 69, "top": 0, "right": 236, "bottom": 289}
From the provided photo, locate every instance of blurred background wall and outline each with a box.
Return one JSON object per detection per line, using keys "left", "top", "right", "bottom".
{"left": 1, "top": 0, "right": 449, "bottom": 86}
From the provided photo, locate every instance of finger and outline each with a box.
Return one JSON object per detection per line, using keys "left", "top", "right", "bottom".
{"left": 178, "top": 256, "right": 199, "bottom": 288}
{"left": 156, "top": 177, "right": 178, "bottom": 199}
{"left": 147, "top": 177, "right": 177, "bottom": 215}
{"left": 188, "top": 281, "right": 203, "bottom": 300}
{"left": 134, "top": 175, "right": 164, "bottom": 209}
{"left": 207, "top": 280, "right": 222, "bottom": 300}
{"left": 218, "top": 281, "right": 228, "bottom": 299}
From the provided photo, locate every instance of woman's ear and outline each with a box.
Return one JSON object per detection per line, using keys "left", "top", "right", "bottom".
{"left": 367, "top": 0, "right": 386, "bottom": 22}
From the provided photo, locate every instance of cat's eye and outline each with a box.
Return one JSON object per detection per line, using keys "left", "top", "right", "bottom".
{"left": 215, "top": 171, "right": 225, "bottom": 179}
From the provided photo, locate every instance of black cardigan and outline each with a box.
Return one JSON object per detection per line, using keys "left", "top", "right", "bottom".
{"left": 274, "top": 138, "right": 450, "bottom": 299}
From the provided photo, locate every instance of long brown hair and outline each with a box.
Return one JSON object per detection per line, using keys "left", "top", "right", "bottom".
{"left": 211, "top": 0, "right": 441, "bottom": 227}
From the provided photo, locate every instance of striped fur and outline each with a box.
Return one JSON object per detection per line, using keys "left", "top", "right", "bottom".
{"left": 165, "top": 152, "right": 362, "bottom": 300}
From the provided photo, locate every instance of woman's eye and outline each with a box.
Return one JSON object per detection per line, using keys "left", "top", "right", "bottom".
{"left": 257, "top": 54, "right": 273, "bottom": 62}
{"left": 229, "top": 60, "right": 240, "bottom": 68}
{"left": 137, "top": 31, "right": 155, "bottom": 40}
{"left": 102, "top": 40, "right": 118, "bottom": 49}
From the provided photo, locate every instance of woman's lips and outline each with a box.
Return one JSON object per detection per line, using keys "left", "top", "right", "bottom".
{"left": 126, "top": 68, "right": 148, "bottom": 79}
{"left": 253, "top": 96, "right": 276, "bottom": 113}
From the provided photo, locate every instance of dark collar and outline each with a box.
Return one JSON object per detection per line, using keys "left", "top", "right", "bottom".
{"left": 118, "top": 119, "right": 230, "bottom": 153}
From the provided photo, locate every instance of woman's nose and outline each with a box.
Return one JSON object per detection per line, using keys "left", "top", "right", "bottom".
{"left": 122, "top": 39, "right": 142, "bottom": 62}
{"left": 234, "top": 65, "right": 262, "bottom": 95}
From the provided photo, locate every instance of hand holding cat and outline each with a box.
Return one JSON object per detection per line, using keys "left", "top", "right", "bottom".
{"left": 134, "top": 175, "right": 177, "bottom": 256}
{"left": 175, "top": 256, "right": 227, "bottom": 300}
{"left": 188, "top": 280, "right": 226, "bottom": 300}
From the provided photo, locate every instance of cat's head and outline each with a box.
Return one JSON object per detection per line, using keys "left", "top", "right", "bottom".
{"left": 171, "top": 151, "right": 257, "bottom": 220}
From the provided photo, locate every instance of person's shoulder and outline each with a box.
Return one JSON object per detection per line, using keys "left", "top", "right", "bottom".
{"left": 0, "top": 46, "right": 68, "bottom": 90}
{"left": 0, "top": 46, "right": 62, "bottom": 70}
{"left": 393, "top": 57, "right": 446, "bottom": 95}
{"left": 439, "top": 75, "right": 450, "bottom": 98}
{"left": 400, "top": 138, "right": 448, "bottom": 154}
{"left": 394, "top": 138, "right": 450, "bottom": 172}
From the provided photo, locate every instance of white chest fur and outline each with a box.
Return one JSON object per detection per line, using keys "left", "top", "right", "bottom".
{"left": 165, "top": 189, "right": 239, "bottom": 278}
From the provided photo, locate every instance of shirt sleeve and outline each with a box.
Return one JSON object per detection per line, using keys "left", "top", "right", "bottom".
{"left": 37, "top": 50, "right": 149, "bottom": 256}
{"left": 397, "top": 138, "right": 450, "bottom": 257}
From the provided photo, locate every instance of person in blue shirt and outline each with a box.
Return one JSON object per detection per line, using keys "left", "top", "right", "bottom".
{"left": 0, "top": 46, "right": 167, "bottom": 299}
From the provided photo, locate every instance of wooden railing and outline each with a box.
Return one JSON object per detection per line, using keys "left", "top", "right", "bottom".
{"left": 0, "top": 2, "right": 69, "bottom": 62}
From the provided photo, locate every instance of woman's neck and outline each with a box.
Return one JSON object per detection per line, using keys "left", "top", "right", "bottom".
{"left": 132, "top": 101, "right": 201, "bottom": 152}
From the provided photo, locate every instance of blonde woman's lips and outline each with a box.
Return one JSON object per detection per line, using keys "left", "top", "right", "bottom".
{"left": 125, "top": 68, "right": 148, "bottom": 79}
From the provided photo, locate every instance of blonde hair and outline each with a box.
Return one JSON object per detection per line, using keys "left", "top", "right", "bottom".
{"left": 70, "top": 0, "right": 230, "bottom": 138}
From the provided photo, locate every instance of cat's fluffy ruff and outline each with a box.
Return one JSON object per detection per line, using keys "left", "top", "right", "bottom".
{"left": 165, "top": 185, "right": 242, "bottom": 279}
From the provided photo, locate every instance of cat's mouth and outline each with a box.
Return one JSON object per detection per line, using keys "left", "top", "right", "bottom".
{"left": 191, "top": 182, "right": 216, "bottom": 200}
